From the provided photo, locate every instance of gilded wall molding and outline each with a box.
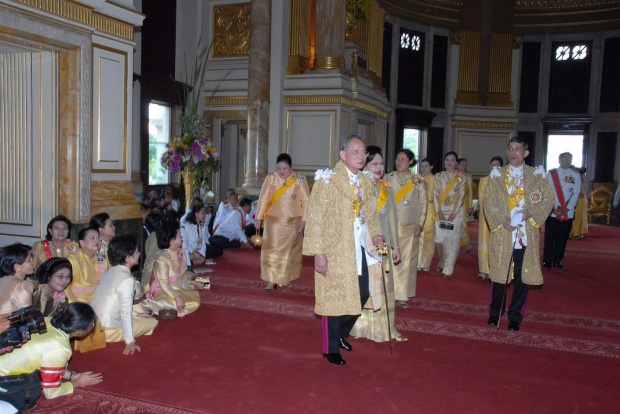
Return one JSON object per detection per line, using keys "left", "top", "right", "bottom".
{"left": 12, "top": 0, "right": 134, "bottom": 40}
{"left": 205, "top": 96, "right": 248, "bottom": 106}
{"left": 314, "top": 56, "right": 345, "bottom": 71}
{"left": 515, "top": 0, "right": 620, "bottom": 10}
{"left": 213, "top": 3, "right": 251, "bottom": 58}
{"left": 451, "top": 120, "right": 515, "bottom": 129}
{"left": 284, "top": 95, "right": 388, "bottom": 118}
{"left": 512, "top": 35, "right": 524, "bottom": 49}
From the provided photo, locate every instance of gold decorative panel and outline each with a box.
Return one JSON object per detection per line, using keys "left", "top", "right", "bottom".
{"left": 489, "top": 33, "right": 512, "bottom": 95}
{"left": 213, "top": 3, "right": 251, "bottom": 57}
{"left": 284, "top": 95, "right": 388, "bottom": 118}
{"left": 456, "top": 31, "right": 480, "bottom": 95}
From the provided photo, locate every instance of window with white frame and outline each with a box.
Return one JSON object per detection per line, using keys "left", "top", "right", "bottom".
{"left": 148, "top": 103, "right": 172, "bottom": 185}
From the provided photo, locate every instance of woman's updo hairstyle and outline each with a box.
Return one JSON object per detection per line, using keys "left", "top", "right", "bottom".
{"left": 0, "top": 243, "right": 33, "bottom": 276}
{"left": 156, "top": 219, "right": 181, "bottom": 250}
{"left": 365, "top": 145, "right": 383, "bottom": 166}
{"left": 51, "top": 302, "right": 96, "bottom": 334}
{"left": 276, "top": 153, "right": 292, "bottom": 166}
{"left": 36, "top": 257, "right": 72, "bottom": 284}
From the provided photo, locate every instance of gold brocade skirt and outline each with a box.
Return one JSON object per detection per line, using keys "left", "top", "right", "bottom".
{"left": 260, "top": 215, "right": 303, "bottom": 285}
{"left": 393, "top": 223, "right": 419, "bottom": 300}
{"left": 142, "top": 276, "right": 200, "bottom": 317}
{"left": 418, "top": 202, "right": 436, "bottom": 269}
{"left": 350, "top": 261, "right": 401, "bottom": 342}
{"left": 569, "top": 193, "right": 588, "bottom": 238}
{"left": 478, "top": 211, "right": 491, "bottom": 274}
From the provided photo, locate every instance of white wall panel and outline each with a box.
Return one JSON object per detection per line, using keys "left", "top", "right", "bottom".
{"left": 92, "top": 44, "right": 128, "bottom": 175}
{"left": 286, "top": 110, "right": 337, "bottom": 173}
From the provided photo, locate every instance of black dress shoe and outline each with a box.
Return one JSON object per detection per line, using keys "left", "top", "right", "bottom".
{"left": 323, "top": 353, "right": 346, "bottom": 365}
{"left": 553, "top": 262, "right": 564, "bottom": 269}
{"left": 507, "top": 323, "right": 520, "bottom": 331}
{"left": 542, "top": 262, "right": 552, "bottom": 269}
{"left": 487, "top": 317, "right": 499, "bottom": 326}
{"left": 339, "top": 337, "right": 353, "bottom": 352}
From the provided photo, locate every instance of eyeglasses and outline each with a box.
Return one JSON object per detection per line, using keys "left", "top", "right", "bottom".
{"left": 346, "top": 150, "right": 369, "bottom": 157}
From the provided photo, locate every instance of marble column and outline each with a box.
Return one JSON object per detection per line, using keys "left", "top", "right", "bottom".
{"left": 314, "top": 0, "right": 346, "bottom": 71}
{"left": 243, "top": 0, "right": 271, "bottom": 190}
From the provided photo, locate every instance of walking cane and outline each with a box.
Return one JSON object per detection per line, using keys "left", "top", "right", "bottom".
{"left": 497, "top": 225, "right": 521, "bottom": 330}
{"left": 377, "top": 245, "right": 394, "bottom": 355}
{"left": 380, "top": 261, "right": 394, "bottom": 355}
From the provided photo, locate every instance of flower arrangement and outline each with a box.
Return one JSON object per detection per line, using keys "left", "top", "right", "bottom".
{"left": 160, "top": 39, "right": 220, "bottom": 188}
{"left": 161, "top": 135, "right": 220, "bottom": 177}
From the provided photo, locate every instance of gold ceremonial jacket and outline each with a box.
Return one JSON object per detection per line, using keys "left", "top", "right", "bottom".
{"left": 255, "top": 172, "right": 310, "bottom": 220}
{"left": 303, "top": 161, "right": 382, "bottom": 316}
{"left": 385, "top": 172, "right": 428, "bottom": 226}
{"left": 483, "top": 165, "right": 554, "bottom": 285}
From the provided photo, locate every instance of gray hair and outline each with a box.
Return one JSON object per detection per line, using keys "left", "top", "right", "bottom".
{"left": 340, "top": 135, "right": 365, "bottom": 151}
{"left": 559, "top": 152, "right": 572, "bottom": 160}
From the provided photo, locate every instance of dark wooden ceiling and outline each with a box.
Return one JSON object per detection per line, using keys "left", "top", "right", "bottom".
{"left": 378, "top": 0, "right": 620, "bottom": 34}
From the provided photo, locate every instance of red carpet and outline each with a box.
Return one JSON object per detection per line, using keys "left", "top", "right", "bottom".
{"left": 31, "top": 224, "right": 620, "bottom": 413}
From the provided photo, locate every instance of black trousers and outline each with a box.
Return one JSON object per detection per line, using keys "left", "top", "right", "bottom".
{"left": 323, "top": 248, "right": 370, "bottom": 354}
{"left": 489, "top": 248, "right": 529, "bottom": 325}
{"left": 209, "top": 235, "right": 241, "bottom": 249}
{"left": 543, "top": 217, "right": 573, "bottom": 263}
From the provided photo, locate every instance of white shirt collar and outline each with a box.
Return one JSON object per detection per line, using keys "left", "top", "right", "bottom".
{"left": 346, "top": 167, "right": 359, "bottom": 185}
{"left": 509, "top": 164, "right": 524, "bottom": 176}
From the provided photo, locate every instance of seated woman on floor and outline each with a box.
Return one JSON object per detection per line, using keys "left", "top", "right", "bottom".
{"left": 91, "top": 235, "right": 158, "bottom": 355}
{"left": 66, "top": 228, "right": 107, "bottom": 303}
{"left": 181, "top": 204, "right": 223, "bottom": 269}
{"left": 141, "top": 211, "right": 163, "bottom": 289}
{"left": 32, "top": 258, "right": 72, "bottom": 317}
{"left": 0, "top": 243, "right": 35, "bottom": 314}
{"left": 143, "top": 220, "right": 206, "bottom": 317}
{"left": 89, "top": 212, "right": 116, "bottom": 262}
{"left": 210, "top": 194, "right": 254, "bottom": 250}
{"left": 31, "top": 215, "right": 78, "bottom": 270}
{"left": 0, "top": 302, "right": 103, "bottom": 400}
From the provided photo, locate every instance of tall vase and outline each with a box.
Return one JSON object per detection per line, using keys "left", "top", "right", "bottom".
{"left": 182, "top": 169, "right": 196, "bottom": 210}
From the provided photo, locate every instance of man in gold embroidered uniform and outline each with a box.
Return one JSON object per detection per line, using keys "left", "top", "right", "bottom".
{"left": 483, "top": 137, "right": 554, "bottom": 331}
{"left": 303, "top": 135, "right": 383, "bottom": 365}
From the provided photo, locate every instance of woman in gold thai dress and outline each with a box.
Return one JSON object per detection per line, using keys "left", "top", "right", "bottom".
{"left": 569, "top": 167, "right": 588, "bottom": 239}
{"left": 477, "top": 156, "right": 504, "bottom": 280}
{"left": 350, "top": 146, "right": 407, "bottom": 343}
{"left": 433, "top": 151, "right": 466, "bottom": 279}
{"left": 32, "top": 215, "right": 78, "bottom": 271}
{"left": 385, "top": 149, "right": 427, "bottom": 307}
{"left": 89, "top": 212, "right": 116, "bottom": 262}
{"left": 418, "top": 158, "right": 436, "bottom": 272}
{"left": 32, "top": 258, "right": 72, "bottom": 317}
{"left": 255, "top": 153, "right": 310, "bottom": 290}
{"left": 66, "top": 228, "right": 107, "bottom": 303}
{"left": 143, "top": 220, "right": 203, "bottom": 317}
{"left": 66, "top": 228, "right": 108, "bottom": 352}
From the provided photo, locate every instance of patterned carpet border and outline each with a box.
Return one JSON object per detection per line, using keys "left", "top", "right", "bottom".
{"left": 31, "top": 388, "right": 201, "bottom": 413}
{"left": 200, "top": 291, "right": 620, "bottom": 359}
{"left": 208, "top": 275, "right": 620, "bottom": 334}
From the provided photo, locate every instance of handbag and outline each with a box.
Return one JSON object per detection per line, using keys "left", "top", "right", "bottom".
{"left": 0, "top": 370, "right": 42, "bottom": 411}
